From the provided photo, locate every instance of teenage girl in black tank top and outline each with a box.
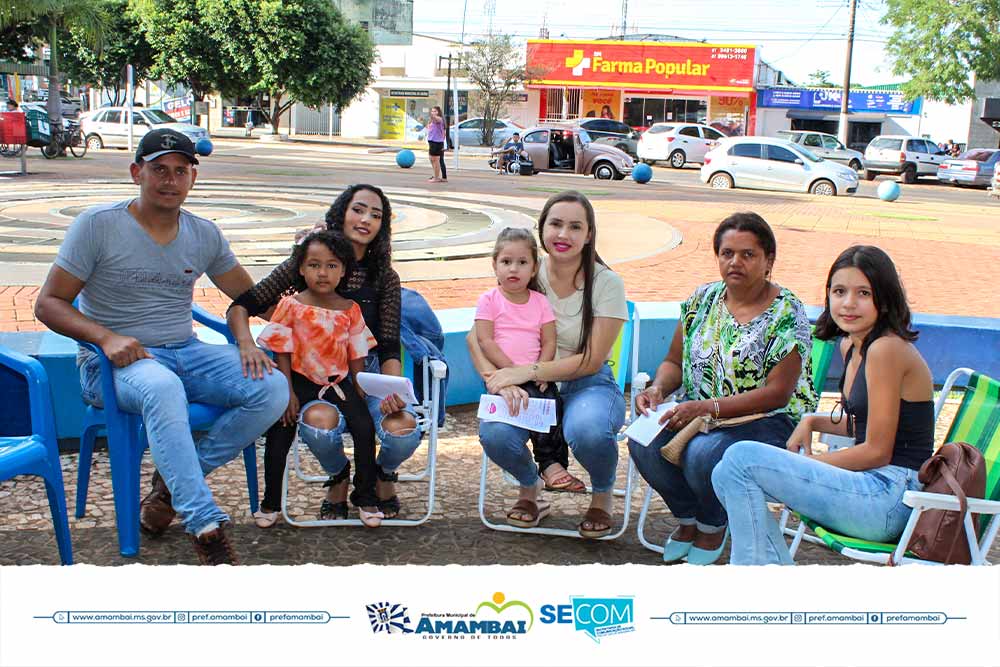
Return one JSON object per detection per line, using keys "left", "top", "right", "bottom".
{"left": 838, "top": 335, "right": 933, "bottom": 470}
{"left": 711, "top": 246, "right": 935, "bottom": 564}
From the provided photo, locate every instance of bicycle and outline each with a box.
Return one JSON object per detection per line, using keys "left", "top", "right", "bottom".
{"left": 41, "top": 120, "right": 86, "bottom": 159}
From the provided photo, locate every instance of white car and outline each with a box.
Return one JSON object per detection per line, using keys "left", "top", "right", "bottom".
{"left": 80, "top": 107, "right": 208, "bottom": 150}
{"left": 863, "top": 135, "right": 948, "bottom": 183}
{"left": 637, "top": 122, "right": 727, "bottom": 168}
{"left": 700, "top": 136, "right": 859, "bottom": 196}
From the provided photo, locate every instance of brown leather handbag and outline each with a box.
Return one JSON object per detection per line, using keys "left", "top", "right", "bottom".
{"left": 899, "top": 442, "right": 986, "bottom": 564}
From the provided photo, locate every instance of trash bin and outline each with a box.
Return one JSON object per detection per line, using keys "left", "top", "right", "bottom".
{"left": 24, "top": 108, "right": 52, "bottom": 147}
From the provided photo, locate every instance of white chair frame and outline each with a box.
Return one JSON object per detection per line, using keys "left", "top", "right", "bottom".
{"left": 281, "top": 359, "right": 446, "bottom": 527}
{"left": 476, "top": 305, "right": 647, "bottom": 540}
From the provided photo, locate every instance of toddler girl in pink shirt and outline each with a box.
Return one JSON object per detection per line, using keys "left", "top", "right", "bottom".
{"left": 475, "top": 228, "right": 584, "bottom": 518}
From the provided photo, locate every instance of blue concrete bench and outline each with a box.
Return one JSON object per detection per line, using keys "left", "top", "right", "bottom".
{"left": 1, "top": 302, "right": 998, "bottom": 442}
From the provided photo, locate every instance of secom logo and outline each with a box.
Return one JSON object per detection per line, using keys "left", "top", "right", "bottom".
{"left": 540, "top": 596, "right": 635, "bottom": 643}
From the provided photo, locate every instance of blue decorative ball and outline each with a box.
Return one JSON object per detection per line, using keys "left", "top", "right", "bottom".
{"left": 877, "top": 180, "right": 901, "bottom": 202}
{"left": 195, "top": 138, "right": 213, "bottom": 156}
{"left": 632, "top": 162, "right": 653, "bottom": 184}
{"left": 396, "top": 149, "right": 416, "bottom": 168}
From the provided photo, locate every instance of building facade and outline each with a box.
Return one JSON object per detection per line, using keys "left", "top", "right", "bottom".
{"left": 523, "top": 38, "right": 761, "bottom": 135}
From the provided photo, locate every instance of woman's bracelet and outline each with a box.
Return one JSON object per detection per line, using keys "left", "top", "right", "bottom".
{"left": 712, "top": 397, "right": 721, "bottom": 418}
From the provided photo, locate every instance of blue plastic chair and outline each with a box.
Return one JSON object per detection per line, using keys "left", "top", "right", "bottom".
{"left": 0, "top": 345, "right": 73, "bottom": 565}
{"left": 73, "top": 304, "right": 259, "bottom": 557}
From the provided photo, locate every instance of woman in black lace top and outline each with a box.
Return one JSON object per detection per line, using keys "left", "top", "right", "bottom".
{"left": 229, "top": 184, "right": 421, "bottom": 526}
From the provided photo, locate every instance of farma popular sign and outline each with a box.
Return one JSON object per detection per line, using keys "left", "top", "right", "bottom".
{"left": 526, "top": 40, "right": 756, "bottom": 92}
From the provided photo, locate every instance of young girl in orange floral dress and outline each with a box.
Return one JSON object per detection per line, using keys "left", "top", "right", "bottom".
{"left": 252, "top": 230, "right": 383, "bottom": 527}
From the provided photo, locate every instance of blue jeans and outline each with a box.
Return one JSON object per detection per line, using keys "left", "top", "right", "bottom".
{"left": 711, "top": 441, "right": 923, "bottom": 565}
{"left": 362, "top": 353, "right": 424, "bottom": 472}
{"left": 80, "top": 337, "right": 288, "bottom": 535}
{"left": 479, "top": 364, "right": 625, "bottom": 493}
{"left": 628, "top": 412, "right": 794, "bottom": 529}
{"left": 291, "top": 354, "right": 425, "bottom": 470}
{"left": 298, "top": 399, "right": 349, "bottom": 474}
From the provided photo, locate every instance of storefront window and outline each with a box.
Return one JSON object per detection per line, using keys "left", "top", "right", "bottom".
{"left": 623, "top": 97, "right": 708, "bottom": 128}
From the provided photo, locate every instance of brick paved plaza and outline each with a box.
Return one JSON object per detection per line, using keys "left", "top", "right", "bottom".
{"left": 1, "top": 139, "right": 998, "bottom": 565}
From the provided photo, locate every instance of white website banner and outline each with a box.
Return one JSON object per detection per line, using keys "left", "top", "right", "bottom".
{"left": 1, "top": 564, "right": 997, "bottom": 666}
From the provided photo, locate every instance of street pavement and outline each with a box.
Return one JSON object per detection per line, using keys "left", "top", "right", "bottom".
{"left": 1, "top": 137, "right": 998, "bottom": 566}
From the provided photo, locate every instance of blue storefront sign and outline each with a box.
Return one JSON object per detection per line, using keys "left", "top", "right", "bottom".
{"left": 757, "top": 88, "right": 920, "bottom": 115}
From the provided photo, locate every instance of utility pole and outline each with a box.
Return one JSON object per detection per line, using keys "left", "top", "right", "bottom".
{"left": 620, "top": 0, "right": 629, "bottom": 39}
{"left": 838, "top": 0, "right": 858, "bottom": 146}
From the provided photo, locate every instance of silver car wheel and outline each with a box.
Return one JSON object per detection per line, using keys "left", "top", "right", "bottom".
{"left": 709, "top": 172, "right": 733, "bottom": 189}
{"left": 669, "top": 150, "right": 686, "bottom": 169}
{"left": 810, "top": 180, "right": 836, "bottom": 196}
{"left": 85, "top": 134, "right": 103, "bottom": 150}
{"left": 593, "top": 162, "right": 616, "bottom": 180}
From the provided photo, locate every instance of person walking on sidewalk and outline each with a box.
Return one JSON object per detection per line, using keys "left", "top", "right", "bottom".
{"left": 34, "top": 128, "right": 288, "bottom": 565}
{"left": 426, "top": 106, "right": 448, "bottom": 183}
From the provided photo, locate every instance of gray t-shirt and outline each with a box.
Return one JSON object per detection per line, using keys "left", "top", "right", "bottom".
{"left": 55, "top": 199, "right": 238, "bottom": 348}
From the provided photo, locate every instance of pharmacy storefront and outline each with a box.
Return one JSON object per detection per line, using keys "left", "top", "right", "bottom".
{"left": 525, "top": 39, "right": 757, "bottom": 135}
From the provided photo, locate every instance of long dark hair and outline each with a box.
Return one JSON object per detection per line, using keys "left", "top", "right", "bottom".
{"left": 537, "top": 190, "right": 608, "bottom": 359}
{"left": 492, "top": 227, "right": 543, "bottom": 293}
{"left": 323, "top": 184, "right": 392, "bottom": 283}
{"left": 290, "top": 230, "right": 356, "bottom": 293}
{"left": 814, "top": 245, "right": 918, "bottom": 354}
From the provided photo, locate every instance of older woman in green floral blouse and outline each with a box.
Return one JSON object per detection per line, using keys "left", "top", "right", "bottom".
{"left": 628, "top": 212, "right": 817, "bottom": 564}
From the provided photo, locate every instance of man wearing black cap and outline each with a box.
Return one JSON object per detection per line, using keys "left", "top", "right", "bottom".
{"left": 35, "top": 128, "right": 288, "bottom": 565}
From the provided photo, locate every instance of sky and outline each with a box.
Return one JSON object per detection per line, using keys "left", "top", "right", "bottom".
{"left": 412, "top": 0, "right": 902, "bottom": 87}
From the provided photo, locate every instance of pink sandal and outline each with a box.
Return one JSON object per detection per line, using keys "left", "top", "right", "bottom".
{"left": 359, "top": 506, "right": 384, "bottom": 528}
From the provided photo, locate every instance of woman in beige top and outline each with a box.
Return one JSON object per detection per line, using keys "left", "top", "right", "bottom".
{"left": 468, "top": 191, "right": 628, "bottom": 538}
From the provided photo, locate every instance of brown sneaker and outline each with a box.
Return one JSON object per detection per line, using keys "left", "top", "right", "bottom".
{"left": 189, "top": 522, "right": 240, "bottom": 566}
{"left": 139, "top": 470, "right": 176, "bottom": 537}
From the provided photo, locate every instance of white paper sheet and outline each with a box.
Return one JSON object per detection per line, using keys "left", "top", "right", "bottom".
{"left": 623, "top": 401, "right": 678, "bottom": 447}
{"left": 355, "top": 372, "right": 418, "bottom": 405}
{"left": 477, "top": 395, "right": 557, "bottom": 433}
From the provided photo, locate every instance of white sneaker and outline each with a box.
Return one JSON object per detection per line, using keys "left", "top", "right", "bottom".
{"left": 252, "top": 510, "right": 279, "bottom": 529}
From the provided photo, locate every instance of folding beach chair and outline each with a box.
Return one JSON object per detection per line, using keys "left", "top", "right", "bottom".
{"left": 280, "top": 350, "right": 447, "bottom": 528}
{"left": 635, "top": 335, "right": 837, "bottom": 555}
{"left": 476, "top": 302, "right": 646, "bottom": 540}
{"left": 784, "top": 368, "right": 1000, "bottom": 565}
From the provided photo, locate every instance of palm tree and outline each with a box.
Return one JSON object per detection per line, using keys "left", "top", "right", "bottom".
{"left": 0, "top": 0, "right": 106, "bottom": 125}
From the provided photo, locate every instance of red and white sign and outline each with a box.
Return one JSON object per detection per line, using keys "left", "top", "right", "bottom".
{"left": 526, "top": 40, "right": 756, "bottom": 92}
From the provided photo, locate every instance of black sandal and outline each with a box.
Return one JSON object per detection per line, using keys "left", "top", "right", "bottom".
{"left": 319, "top": 463, "right": 350, "bottom": 520}
{"left": 376, "top": 468, "right": 401, "bottom": 519}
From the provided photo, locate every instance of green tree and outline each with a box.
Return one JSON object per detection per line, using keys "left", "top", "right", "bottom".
{"left": 201, "top": 0, "right": 375, "bottom": 134}
{"left": 0, "top": 17, "right": 44, "bottom": 63}
{"left": 130, "top": 0, "right": 241, "bottom": 101}
{"left": 464, "top": 35, "right": 538, "bottom": 145}
{"left": 807, "top": 69, "right": 836, "bottom": 87}
{"left": 883, "top": 0, "right": 1000, "bottom": 103}
{"left": 0, "top": 0, "right": 107, "bottom": 123}
{"left": 59, "top": 0, "right": 154, "bottom": 105}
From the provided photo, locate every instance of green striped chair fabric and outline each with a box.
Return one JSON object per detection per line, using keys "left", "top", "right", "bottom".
{"left": 797, "top": 370, "right": 1000, "bottom": 560}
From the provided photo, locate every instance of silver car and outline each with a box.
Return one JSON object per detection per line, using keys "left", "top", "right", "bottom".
{"left": 700, "top": 137, "right": 859, "bottom": 196}
{"left": 937, "top": 149, "right": 1000, "bottom": 188}
{"left": 80, "top": 107, "right": 208, "bottom": 150}
{"left": 448, "top": 117, "right": 522, "bottom": 147}
{"left": 778, "top": 130, "right": 865, "bottom": 172}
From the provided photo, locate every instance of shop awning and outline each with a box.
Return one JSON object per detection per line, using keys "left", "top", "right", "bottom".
{"left": 786, "top": 109, "right": 888, "bottom": 122}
